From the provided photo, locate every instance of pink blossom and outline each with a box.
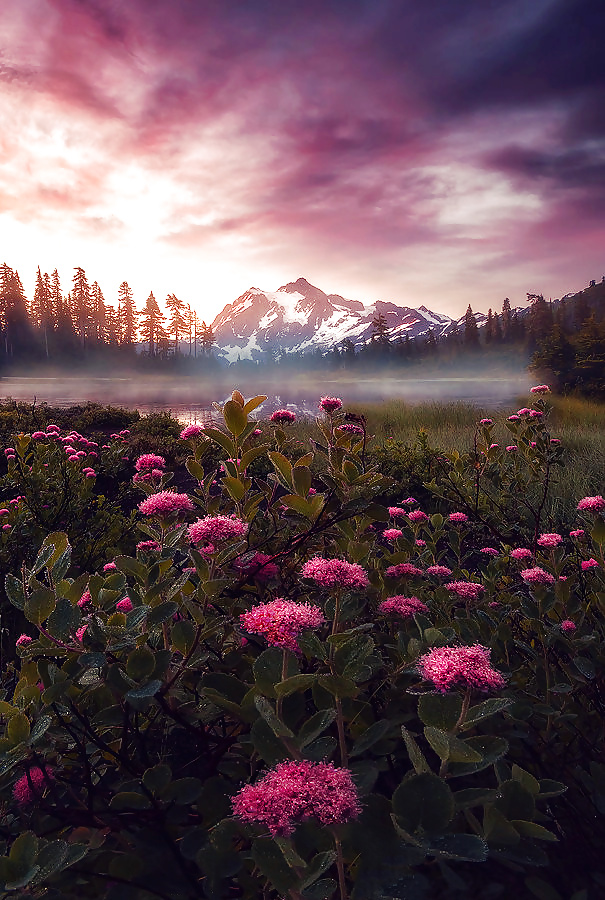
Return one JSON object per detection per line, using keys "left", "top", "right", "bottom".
{"left": 479, "top": 418, "right": 493, "bottom": 426}
{"left": 189, "top": 515, "right": 248, "bottom": 545}
{"left": 528, "top": 409, "right": 543, "bottom": 418}
{"left": 550, "top": 438, "right": 561, "bottom": 445}
{"left": 235, "top": 551, "right": 280, "bottom": 582}
{"left": 537, "top": 533, "right": 563, "bottom": 549}
{"left": 510, "top": 547, "right": 532, "bottom": 560}
{"left": 581, "top": 558, "right": 600, "bottom": 570}
{"left": 558, "top": 575, "right": 567, "bottom": 582}
{"left": 13, "top": 767, "right": 54, "bottom": 806}
{"left": 0, "top": 509, "right": 8, "bottom": 516}
{"left": 135, "top": 453, "right": 166, "bottom": 473}
{"left": 232, "top": 760, "right": 361, "bottom": 836}
{"left": 318, "top": 396, "right": 343, "bottom": 413}
{"left": 569, "top": 529, "right": 585, "bottom": 539}
{"left": 403, "top": 497, "right": 417, "bottom": 505}
{"left": 417, "top": 643, "right": 505, "bottom": 693}
{"left": 45, "top": 424, "right": 60, "bottom": 433}
{"left": 577, "top": 495, "right": 605, "bottom": 512}
{"left": 116, "top": 597, "right": 133, "bottom": 613}
{"left": 444, "top": 581, "right": 484, "bottom": 601}
{"left": 378, "top": 595, "right": 428, "bottom": 618}
{"left": 507, "top": 415, "right": 520, "bottom": 422}
{"left": 517, "top": 408, "right": 532, "bottom": 416}
{"left": 489, "top": 443, "right": 499, "bottom": 450}
{"left": 561, "top": 619, "right": 576, "bottom": 633}
{"left": 408, "top": 510, "right": 429, "bottom": 523}
{"left": 530, "top": 441, "right": 537, "bottom": 448}
{"left": 16, "top": 634, "right": 32, "bottom": 648}
{"left": 388, "top": 507, "right": 406, "bottom": 518}
{"left": 448, "top": 512, "right": 468, "bottom": 525}
{"left": 240, "top": 598, "right": 324, "bottom": 653}
{"left": 425, "top": 565, "right": 453, "bottom": 577}
{"left": 480, "top": 547, "right": 499, "bottom": 556}
{"left": 76, "top": 625, "right": 88, "bottom": 642}
{"left": 385, "top": 562, "right": 423, "bottom": 578}
{"left": 383, "top": 528, "right": 403, "bottom": 541}
{"left": 338, "top": 423, "right": 364, "bottom": 435}
{"left": 270, "top": 409, "right": 296, "bottom": 425}
{"left": 301, "top": 557, "right": 369, "bottom": 589}
{"left": 103, "top": 562, "right": 117, "bottom": 571}
{"left": 139, "top": 491, "right": 194, "bottom": 517}
{"left": 415, "top": 539, "right": 426, "bottom": 547}
{"left": 253, "top": 429, "right": 262, "bottom": 436}
{"left": 506, "top": 445, "right": 518, "bottom": 452}
{"left": 520, "top": 567, "right": 555, "bottom": 585}
{"left": 78, "top": 590, "right": 91, "bottom": 608}
{"left": 530, "top": 385, "right": 550, "bottom": 394}
{"left": 32, "top": 431, "right": 46, "bottom": 439}
{"left": 180, "top": 424, "right": 205, "bottom": 440}
{"left": 137, "top": 540, "right": 161, "bottom": 553}
{"left": 2, "top": 524, "right": 11, "bottom": 531}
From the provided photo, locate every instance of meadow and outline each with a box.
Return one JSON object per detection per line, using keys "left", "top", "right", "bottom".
{"left": 0, "top": 388, "right": 601, "bottom": 900}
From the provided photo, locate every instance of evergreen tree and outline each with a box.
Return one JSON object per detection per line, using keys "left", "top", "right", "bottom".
{"left": 526, "top": 293, "right": 553, "bottom": 348}
{"left": 105, "top": 306, "right": 121, "bottom": 347}
{"left": 484, "top": 308, "right": 494, "bottom": 344}
{"left": 139, "top": 292, "right": 166, "bottom": 357}
{"left": 370, "top": 312, "right": 390, "bottom": 347}
{"left": 199, "top": 321, "right": 215, "bottom": 356}
{"left": 71, "top": 267, "right": 91, "bottom": 347}
{"left": 33, "top": 267, "right": 53, "bottom": 357}
{"left": 90, "top": 282, "right": 107, "bottom": 344}
{"left": 0, "top": 266, "right": 32, "bottom": 357}
{"left": 118, "top": 281, "right": 137, "bottom": 346}
{"left": 501, "top": 297, "right": 512, "bottom": 341}
{"left": 532, "top": 324, "right": 575, "bottom": 388}
{"left": 492, "top": 312, "right": 503, "bottom": 344}
{"left": 573, "top": 315, "right": 605, "bottom": 395}
{"left": 464, "top": 305, "right": 480, "bottom": 347}
{"left": 165, "top": 294, "right": 188, "bottom": 352}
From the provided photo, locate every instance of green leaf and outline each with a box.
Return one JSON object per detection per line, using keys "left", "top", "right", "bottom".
{"left": 223, "top": 399, "right": 248, "bottom": 436}
{"left": 126, "top": 646, "right": 156, "bottom": 680}
{"left": 8, "top": 713, "right": 30, "bottom": 744}
{"left": 253, "top": 648, "right": 298, "bottom": 698}
{"left": 268, "top": 451, "right": 294, "bottom": 489}
{"left": 349, "top": 720, "right": 391, "bottom": 758}
{"left": 125, "top": 679, "right": 162, "bottom": 710}
{"left": 202, "top": 426, "right": 235, "bottom": 457}
{"left": 424, "top": 727, "right": 482, "bottom": 763}
{"left": 483, "top": 807, "right": 520, "bottom": 845}
{"left": 317, "top": 674, "right": 358, "bottom": 698}
{"left": 109, "top": 792, "right": 152, "bottom": 810}
{"left": 495, "top": 780, "right": 536, "bottom": 820}
{"left": 254, "top": 696, "right": 295, "bottom": 738}
{"left": 40, "top": 532, "right": 69, "bottom": 569}
{"left": 512, "top": 821, "right": 558, "bottom": 842}
{"left": 281, "top": 494, "right": 315, "bottom": 518}
{"left": 250, "top": 717, "right": 291, "bottom": 764}
{"left": 147, "top": 601, "right": 179, "bottom": 626}
{"left": 9, "top": 831, "right": 38, "bottom": 875}
{"left": 401, "top": 725, "right": 431, "bottom": 774}
{"left": 251, "top": 838, "right": 298, "bottom": 896}
{"left": 171, "top": 619, "right": 198, "bottom": 655}
{"left": 32, "top": 543, "right": 57, "bottom": 575}
{"left": 418, "top": 693, "right": 462, "bottom": 731}
{"left": 243, "top": 394, "right": 267, "bottom": 414}
{"left": 186, "top": 457, "right": 205, "bottom": 480}
{"left": 24, "top": 588, "right": 56, "bottom": 625}
{"left": 462, "top": 697, "right": 513, "bottom": 729}
{"left": 48, "top": 597, "right": 80, "bottom": 640}
{"left": 448, "top": 736, "right": 509, "bottom": 777}
{"left": 161, "top": 777, "right": 203, "bottom": 804}
{"left": 275, "top": 674, "right": 316, "bottom": 698}
{"left": 392, "top": 773, "right": 455, "bottom": 833}
{"left": 29, "top": 715, "right": 52, "bottom": 744}
{"left": 454, "top": 787, "right": 499, "bottom": 809}
{"left": 143, "top": 764, "right": 172, "bottom": 795}
{"left": 538, "top": 779, "right": 567, "bottom": 798}
{"left": 511, "top": 764, "right": 540, "bottom": 795}
{"left": 425, "top": 833, "right": 488, "bottom": 862}
{"left": 222, "top": 475, "right": 246, "bottom": 501}
{"left": 299, "top": 852, "right": 337, "bottom": 891}
{"left": 115, "top": 556, "right": 147, "bottom": 583}
{"left": 5, "top": 574, "right": 25, "bottom": 610}
{"left": 293, "top": 465, "right": 312, "bottom": 497}
{"left": 297, "top": 710, "right": 337, "bottom": 749}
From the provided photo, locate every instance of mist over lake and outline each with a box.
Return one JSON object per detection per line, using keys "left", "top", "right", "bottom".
{"left": 0, "top": 369, "right": 531, "bottom": 422}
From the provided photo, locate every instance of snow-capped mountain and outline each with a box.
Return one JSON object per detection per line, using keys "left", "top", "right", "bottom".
{"left": 210, "top": 277, "right": 482, "bottom": 362}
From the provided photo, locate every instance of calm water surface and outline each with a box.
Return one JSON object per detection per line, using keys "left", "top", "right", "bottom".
{"left": 0, "top": 373, "right": 531, "bottom": 423}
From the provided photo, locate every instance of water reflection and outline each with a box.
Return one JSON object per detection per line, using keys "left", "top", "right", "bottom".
{"left": 0, "top": 373, "right": 530, "bottom": 424}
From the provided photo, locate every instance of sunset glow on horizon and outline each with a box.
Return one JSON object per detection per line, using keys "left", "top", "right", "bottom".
{"left": 1, "top": 0, "right": 604, "bottom": 322}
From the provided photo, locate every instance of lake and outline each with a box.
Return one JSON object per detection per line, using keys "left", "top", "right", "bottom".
{"left": 0, "top": 372, "right": 531, "bottom": 423}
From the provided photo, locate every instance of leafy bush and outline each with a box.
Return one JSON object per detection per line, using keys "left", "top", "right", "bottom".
{"left": 0, "top": 389, "right": 602, "bottom": 898}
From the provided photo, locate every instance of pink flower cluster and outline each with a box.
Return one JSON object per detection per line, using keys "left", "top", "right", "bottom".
{"left": 510, "top": 547, "right": 532, "bottom": 560}
{"left": 338, "top": 423, "right": 364, "bottom": 435}
{"left": 116, "top": 597, "right": 133, "bottom": 613}
{"left": 235, "top": 552, "right": 280, "bottom": 582}
{"left": 139, "top": 491, "right": 194, "bottom": 517}
{"left": 408, "top": 510, "right": 429, "bottom": 523}
{"left": 448, "top": 512, "right": 468, "bottom": 524}
{"left": 270, "top": 409, "right": 296, "bottom": 425}
{"left": 189, "top": 515, "right": 248, "bottom": 545}
{"left": 537, "top": 533, "right": 563, "bottom": 549}
{"left": 520, "top": 567, "right": 555, "bottom": 585}
{"left": 385, "top": 562, "right": 423, "bottom": 578}
{"left": 135, "top": 453, "right": 166, "bottom": 472}
{"left": 417, "top": 643, "right": 505, "bottom": 693}
{"left": 569, "top": 529, "right": 585, "bottom": 539}
{"left": 530, "top": 384, "right": 550, "bottom": 394}
{"left": 232, "top": 760, "right": 361, "bottom": 836}
{"left": 301, "top": 557, "right": 369, "bottom": 589}
{"left": 479, "top": 418, "right": 493, "bottom": 425}
{"left": 180, "top": 424, "right": 205, "bottom": 440}
{"left": 425, "top": 565, "right": 453, "bottom": 577}
{"left": 480, "top": 547, "right": 499, "bottom": 556}
{"left": 16, "top": 634, "right": 32, "bottom": 648}
{"left": 318, "top": 396, "right": 342, "bottom": 413}
{"left": 136, "top": 540, "right": 161, "bottom": 553}
{"left": 445, "top": 581, "right": 484, "bottom": 601}
{"left": 388, "top": 507, "right": 406, "bottom": 518}
{"left": 561, "top": 619, "right": 576, "bottom": 633}
{"left": 383, "top": 528, "right": 403, "bottom": 541}
{"left": 240, "top": 598, "right": 324, "bottom": 653}
{"left": 13, "top": 767, "right": 54, "bottom": 806}
{"left": 378, "top": 595, "right": 428, "bottom": 618}
{"left": 577, "top": 495, "right": 605, "bottom": 512}
{"left": 581, "top": 558, "right": 600, "bottom": 571}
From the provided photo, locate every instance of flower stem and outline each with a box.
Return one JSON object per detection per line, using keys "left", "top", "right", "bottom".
{"left": 331, "top": 828, "right": 348, "bottom": 900}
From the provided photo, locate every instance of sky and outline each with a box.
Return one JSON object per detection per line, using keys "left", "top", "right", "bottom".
{"left": 1, "top": 0, "right": 604, "bottom": 323}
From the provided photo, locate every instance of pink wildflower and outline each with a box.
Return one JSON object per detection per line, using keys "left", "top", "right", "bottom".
{"left": 408, "top": 510, "right": 429, "bottom": 523}
{"left": 137, "top": 540, "right": 161, "bottom": 553}
{"left": 388, "top": 507, "right": 406, "bottom": 518}
{"left": 139, "top": 491, "right": 194, "bottom": 517}
{"left": 235, "top": 552, "right": 280, "bottom": 582}
{"left": 16, "top": 634, "right": 32, "bottom": 648}
{"left": 385, "top": 562, "right": 423, "bottom": 578}
{"left": 403, "top": 497, "right": 417, "bottom": 505}
{"left": 318, "top": 396, "right": 342, "bottom": 413}
{"left": 76, "top": 625, "right": 88, "bottom": 642}
{"left": 240, "top": 598, "right": 324, "bottom": 653}
{"left": 232, "top": 760, "right": 361, "bottom": 836}
{"left": 32, "top": 431, "right": 46, "bottom": 440}
{"left": 448, "top": 512, "right": 468, "bottom": 525}
{"left": 537, "top": 533, "right": 563, "bottom": 549}
{"left": 528, "top": 409, "right": 543, "bottom": 418}
{"left": 480, "top": 547, "right": 499, "bottom": 556}
{"left": 103, "top": 562, "right": 117, "bottom": 572}
{"left": 116, "top": 597, "right": 133, "bottom": 613}
{"left": 270, "top": 409, "right": 296, "bottom": 425}
{"left": 0, "top": 509, "right": 8, "bottom": 516}
{"left": 569, "top": 529, "right": 585, "bottom": 539}
{"left": 301, "top": 557, "right": 369, "bottom": 589}
{"left": 378, "top": 596, "right": 429, "bottom": 618}
{"left": 479, "top": 418, "right": 493, "bottom": 426}
{"left": 489, "top": 443, "right": 499, "bottom": 449}
{"left": 135, "top": 453, "right": 166, "bottom": 473}
{"left": 417, "top": 643, "right": 505, "bottom": 693}
{"left": 45, "top": 424, "right": 60, "bottom": 433}
{"left": 189, "top": 515, "right": 248, "bottom": 545}
{"left": 581, "top": 558, "right": 600, "bottom": 570}
{"left": 506, "top": 445, "right": 518, "bottom": 452}
{"left": 338, "top": 423, "right": 364, "bottom": 435}
{"left": 383, "top": 528, "right": 403, "bottom": 541}
{"left": 577, "top": 495, "right": 605, "bottom": 512}
{"left": 425, "top": 565, "right": 453, "bottom": 577}
{"left": 550, "top": 438, "right": 561, "bottom": 445}
{"left": 561, "top": 619, "right": 576, "bottom": 633}
{"left": 13, "top": 767, "right": 54, "bottom": 806}
{"left": 2, "top": 524, "right": 10, "bottom": 531}
{"left": 415, "top": 539, "right": 426, "bottom": 547}
{"left": 445, "top": 581, "right": 484, "bottom": 601}
{"left": 180, "top": 424, "right": 205, "bottom": 440}
{"left": 507, "top": 415, "right": 520, "bottom": 422}
{"left": 520, "top": 567, "right": 555, "bottom": 585}
{"left": 517, "top": 408, "right": 532, "bottom": 416}
{"left": 530, "top": 385, "right": 550, "bottom": 394}
{"left": 77, "top": 590, "right": 91, "bottom": 608}
{"left": 510, "top": 547, "right": 532, "bottom": 560}
{"left": 530, "top": 442, "right": 537, "bottom": 448}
